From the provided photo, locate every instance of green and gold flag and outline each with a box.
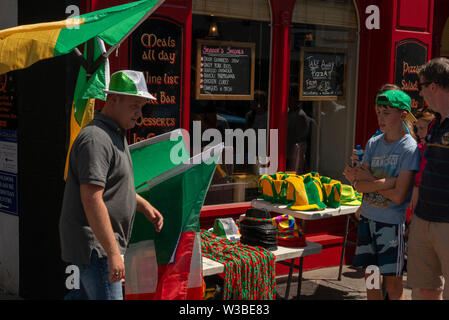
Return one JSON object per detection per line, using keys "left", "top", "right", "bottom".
{"left": 0, "top": 0, "right": 166, "bottom": 179}
{"left": 0, "top": 0, "right": 164, "bottom": 74}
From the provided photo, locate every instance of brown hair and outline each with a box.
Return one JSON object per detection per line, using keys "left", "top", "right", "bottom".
{"left": 373, "top": 83, "right": 400, "bottom": 104}
{"left": 418, "top": 57, "right": 449, "bottom": 90}
{"left": 415, "top": 109, "right": 435, "bottom": 123}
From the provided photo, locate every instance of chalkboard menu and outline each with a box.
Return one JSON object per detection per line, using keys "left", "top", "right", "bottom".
{"left": 196, "top": 40, "right": 255, "bottom": 100}
{"left": 394, "top": 39, "right": 428, "bottom": 111}
{"left": 299, "top": 48, "right": 345, "bottom": 101}
{"left": 127, "top": 16, "right": 183, "bottom": 144}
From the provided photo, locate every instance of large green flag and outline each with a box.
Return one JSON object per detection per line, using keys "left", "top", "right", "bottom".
{"left": 125, "top": 132, "right": 222, "bottom": 300}
{"left": 129, "top": 129, "right": 189, "bottom": 190}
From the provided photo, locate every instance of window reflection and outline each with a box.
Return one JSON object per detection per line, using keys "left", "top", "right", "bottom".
{"left": 287, "top": 0, "right": 358, "bottom": 180}
{"left": 191, "top": 4, "right": 271, "bottom": 205}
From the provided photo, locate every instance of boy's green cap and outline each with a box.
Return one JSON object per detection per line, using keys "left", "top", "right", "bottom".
{"left": 376, "top": 90, "right": 411, "bottom": 112}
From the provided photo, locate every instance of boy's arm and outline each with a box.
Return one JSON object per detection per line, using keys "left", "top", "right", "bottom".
{"left": 353, "top": 177, "right": 397, "bottom": 193}
{"left": 347, "top": 163, "right": 397, "bottom": 193}
{"left": 377, "top": 170, "right": 415, "bottom": 204}
{"left": 353, "top": 164, "right": 397, "bottom": 193}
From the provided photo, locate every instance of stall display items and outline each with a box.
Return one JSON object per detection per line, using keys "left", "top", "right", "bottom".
{"left": 340, "top": 184, "right": 363, "bottom": 206}
{"left": 239, "top": 208, "right": 278, "bottom": 251}
{"left": 200, "top": 230, "right": 276, "bottom": 300}
{"left": 258, "top": 171, "right": 343, "bottom": 211}
{"left": 272, "top": 214, "right": 306, "bottom": 248}
{"left": 212, "top": 217, "right": 241, "bottom": 241}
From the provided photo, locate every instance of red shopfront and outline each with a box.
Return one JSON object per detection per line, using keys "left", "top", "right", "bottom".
{"left": 82, "top": 0, "right": 436, "bottom": 271}
{"left": 3, "top": 0, "right": 444, "bottom": 300}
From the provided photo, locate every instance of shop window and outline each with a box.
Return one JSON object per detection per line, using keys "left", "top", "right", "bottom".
{"left": 287, "top": 0, "right": 358, "bottom": 182}
{"left": 292, "top": 0, "right": 357, "bottom": 28}
{"left": 191, "top": 0, "right": 271, "bottom": 205}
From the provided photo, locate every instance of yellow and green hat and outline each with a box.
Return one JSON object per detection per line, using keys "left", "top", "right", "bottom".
{"left": 104, "top": 70, "right": 156, "bottom": 100}
{"left": 340, "top": 184, "right": 362, "bottom": 206}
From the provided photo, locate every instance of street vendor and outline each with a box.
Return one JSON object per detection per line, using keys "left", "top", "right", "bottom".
{"left": 59, "top": 70, "right": 164, "bottom": 300}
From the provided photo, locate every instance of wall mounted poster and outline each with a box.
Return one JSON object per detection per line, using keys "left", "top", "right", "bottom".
{"left": 0, "top": 129, "right": 18, "bottom": 216}
{"left": 127, "top": 16, "right": 183, "bottom": 144}
{"left": 299, "top": 48, "right": 345, "bottom": 101}
{"left": 0, "top": 73, "right": 17, "bottom": 130}
{"left": 196, "top": 40, "right": 255, "bottom": 100}
{"left": 394, "top": 38, "right": 428, "bottom": 111}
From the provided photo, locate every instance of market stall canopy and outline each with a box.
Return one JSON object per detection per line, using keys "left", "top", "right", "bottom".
{"left": 0, "top": 0, "right": 165, "bottom": 75}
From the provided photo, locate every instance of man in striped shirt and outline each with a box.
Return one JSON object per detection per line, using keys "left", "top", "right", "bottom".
{"left": 407, "top": 57, "right": 449, "bottom": 300}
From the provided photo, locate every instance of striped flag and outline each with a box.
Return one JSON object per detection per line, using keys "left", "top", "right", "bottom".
{"left": 125, "top": 137, "right": 222, "bottom": 300}
{"left": 0, "top": 0, "right": 165, "bottom": 74}
{"left": 0, "top": 0, "right": 166, "bottom": 179}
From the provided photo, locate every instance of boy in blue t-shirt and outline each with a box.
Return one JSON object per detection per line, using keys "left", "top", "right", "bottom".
{"left": 344, "top": 90, "right": 420, "bottom": 300}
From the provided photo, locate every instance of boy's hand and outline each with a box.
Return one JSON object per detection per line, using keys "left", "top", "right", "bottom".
{"left": 350, "top": 149, "right": 358, "bottom": 167}
{"left": 343, "top": 165, "right": 357, "bottom": 184}
{"left": 355, "top": 167, "right": 375, "bottom": 182}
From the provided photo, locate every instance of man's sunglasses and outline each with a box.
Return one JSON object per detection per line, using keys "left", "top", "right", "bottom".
{"left": 418, "top": 81, "right": 433, "bottom": 91}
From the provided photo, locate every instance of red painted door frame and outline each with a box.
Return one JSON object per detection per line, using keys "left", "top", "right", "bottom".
{"left": 354, "top": 0, "right": 434, "bottom": 147}
{"left": 432, "top": 0, "right": 449, "bottom": 58}
{"left": 268, "top": 0, "right": 296, "bottom": 173}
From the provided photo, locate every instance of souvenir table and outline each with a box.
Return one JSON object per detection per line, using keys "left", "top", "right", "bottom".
{"left": 251, "top": 199, "right": 359, "bottom": 281}
{"left": 202, "top": 241, "right": 322, "bottom": 300}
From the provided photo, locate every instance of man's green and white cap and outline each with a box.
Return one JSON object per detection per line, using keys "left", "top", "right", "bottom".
{"left": 103, "top": 70, "right": 156, "bottom": 100}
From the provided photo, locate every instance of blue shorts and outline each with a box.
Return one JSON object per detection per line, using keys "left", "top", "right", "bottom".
{"left": 352, "top": 216, "right": 406, "bottom": 276}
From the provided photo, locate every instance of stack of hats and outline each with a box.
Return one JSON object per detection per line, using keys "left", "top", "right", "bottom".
{"left": 258, "top": 171, "right": 344, "bottom": 211}
{"left": 239, "top": 208, "right": 278, "bottom": 251}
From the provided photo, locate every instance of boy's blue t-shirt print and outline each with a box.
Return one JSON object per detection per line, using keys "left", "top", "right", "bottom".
{"left": 360, "top": 133, "right": 420, "bottom": 224}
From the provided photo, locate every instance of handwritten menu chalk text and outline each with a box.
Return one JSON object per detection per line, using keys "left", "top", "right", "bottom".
{"left": 299, "top": 48, "right": 345, "bottom": 101}
{"left": 394, "top": 39, "right": 428, "bottom": 111}
{"left": 127, "top": 16, "right": 183, "bottom": 144}
{"left": 196, "top": 40, "right": 255, "bottom": 100}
